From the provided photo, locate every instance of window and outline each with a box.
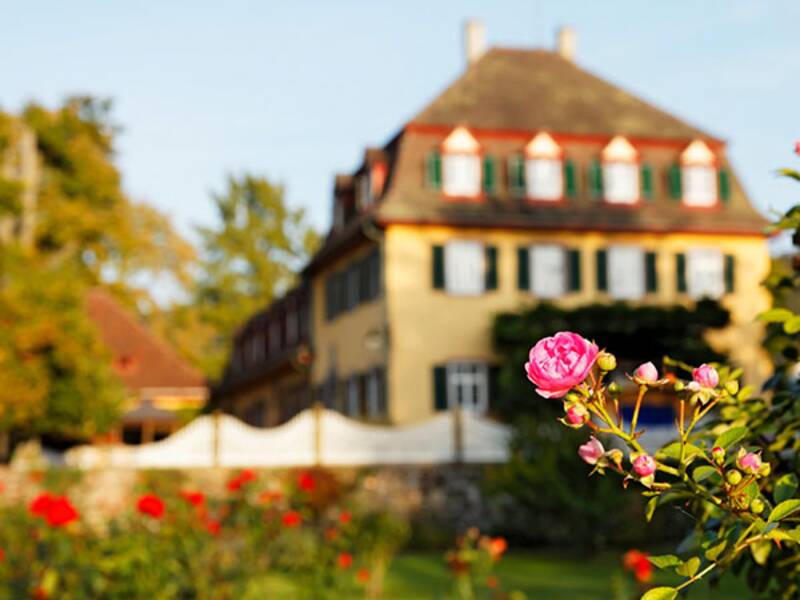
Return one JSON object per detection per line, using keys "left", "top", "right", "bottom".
{"left": 525, "top": 159, "right": 563, "bottom": 200}
{"left": 446, "top": 363, "right": 489, "bottom": 414}
{"left": 443, "top": 154, "right": 481, "bottom": 197}
{"left": 683, "top": 166, "right": 717, "bottom": 207}
{"left": 366, "top": 368, "right": 386, "bottom": 419}
{"left": 345, "top": 264, "right": 359, "bottom": 311}
{"left": 686, "top": 248, "right": 724, "bottom": 299}
{"left": 607, "top": 245, "right": 645, "bottom": 300}
{"left": 444, "top": 241, "right": 485, "bottom": 296}
{"left": 358, "top": 173, "right": 372, "bottom": 209}
{"left": 268, "top": 321, "right": 281, "bottom": 355}
{"left": 248, "top": 334, "right": 264, "bottom": 363}
{"left": 286, "top": 309, "right": 298, "bottom": 345}
{"left": 529, "top": 244, "right": 566, "bottom": 298}
{"left": 603, "top": 162, "right": 639, "bottom": 204}
{"left": 346, "top": 376, "right": 361, "bottom": 417}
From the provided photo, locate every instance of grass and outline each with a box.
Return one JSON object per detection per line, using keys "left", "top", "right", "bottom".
{"left": 258, "top": 551, "right": 751, "bottom": 599}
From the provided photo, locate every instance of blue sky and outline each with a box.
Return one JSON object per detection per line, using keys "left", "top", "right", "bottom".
{"left": 1, "top": 1, "right": 798, "bottom": 240}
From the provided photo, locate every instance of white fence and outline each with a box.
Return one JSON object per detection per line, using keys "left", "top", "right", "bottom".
{"left": 65, "top": 408, "right": 511, "bottom": 470}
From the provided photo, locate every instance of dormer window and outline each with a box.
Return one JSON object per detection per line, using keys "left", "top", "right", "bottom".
{"left": 524, "top": 132, "right": 563, "bottom": 201}
{"left": 602, "top": 136, "right": 639, "bottom": 204}
{"left": 680, "top": 140, "right": 717, "bottom": 207}
{"left": 441, "top": 127, "right": 481, "bottom": 198}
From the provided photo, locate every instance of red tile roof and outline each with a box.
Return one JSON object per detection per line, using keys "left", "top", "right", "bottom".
{"left": 85, "top": 289, "right": 205, "bottom": 392}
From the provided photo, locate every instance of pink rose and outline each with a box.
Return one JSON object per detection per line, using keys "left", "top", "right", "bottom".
{"left": 632, "top": 454, "right": 657, "bottom": 478}
{"left": 737, "top": 451, "right": 762, "bottom": 474}
{"left": 633, "top": 362, "right": 658, "bottom": 383}
{"left": 525, "top": 332, "right": 599, "bottom": 399}
{"left": 795, "top": 141, "right": 800, "bottom": 156}
{"left": 578, "top": 436, "right": 604, "bottom": 465}
{"left": 565, "top": 404, "right": 588, "bottom": 426}
{"left": 692, "top": 364, "right": 719, "bottom": 388}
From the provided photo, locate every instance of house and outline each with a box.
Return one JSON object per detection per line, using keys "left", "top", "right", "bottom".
{"left": 215, "top": 24, "right": 771, "bottom": 427}
{"left": 86, "top": 289, "right": 208, "bottom": 443}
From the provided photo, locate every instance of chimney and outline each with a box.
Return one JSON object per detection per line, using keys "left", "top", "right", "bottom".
{"left": 464, "top": 19, "right": 486, "bottom": 66}
{"left": 556, "top": 26, "right": 576, "bottom": 62}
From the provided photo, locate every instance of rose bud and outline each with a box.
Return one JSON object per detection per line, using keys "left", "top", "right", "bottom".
{"left": 736, "top": 449, "right": 762, "bottom": 475}
{"left": 711, "top": 446, "right": 725, "bottom": 465}
{"left": 726, "top": 469, "right": 742, "bottom": 485}
{"left": 596, "top": 352, "right": 617, "bottom": 372}
{"left": 578, "top": 437, "right": 605, "bottom": 465}
{"left": 633, "top": 362, "right": 659, "bottom": 384}
{"left": 750, "top": 498, "right": 765, "bottom": 515}
{"left": 632, "top": 454, "right": 657, "bottom": 478}
{"left": 692, "top": 364, "right": 719, "bottom": 388}
{"left": 565, "top": 404, "right": 588, "bottom": 427}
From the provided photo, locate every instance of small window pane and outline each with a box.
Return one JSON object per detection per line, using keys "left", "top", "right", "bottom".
{"left": 443, "top": 154, "right": 481, "bottom": 197}
{"left": 525, "top": 159, "right": 563, "bottom": 200}
{"left": 446, "top": 362, "right": 488, "bottom": 414}
{"left": 608, "top": 245, "right": 645, "bottom": 299}
{"left": 603, "top": 162, "right": 639, "bottom": 204}
{"left": 683, "top": 166, "right": 717, "bottom": 207}
{"left": 529, "top": 244, "right": 566, "bottom": 298}
{"left": 444, "top": 241, "right": 485, "bottom": 296}
{"left": 687, "top": 248, "right": 724, "bottom": 299}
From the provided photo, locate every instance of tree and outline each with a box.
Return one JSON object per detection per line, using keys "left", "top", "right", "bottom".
{"left": 184, "top": 174, "right": 320, "bottom": 377}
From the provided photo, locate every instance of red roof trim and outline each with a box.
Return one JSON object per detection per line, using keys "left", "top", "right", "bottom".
{"left": 405, "top": 123, "right": 726, "bottom": 151}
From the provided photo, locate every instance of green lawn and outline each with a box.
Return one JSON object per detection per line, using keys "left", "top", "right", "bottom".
{"left": 257, "top": 551, "right": 751, "bottom": 599}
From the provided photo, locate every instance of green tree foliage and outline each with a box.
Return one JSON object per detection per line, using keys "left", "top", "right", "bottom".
{"left": 0, "top": 97, "right": 195, "bottom": 441}
{"left": 178, "top": 174, "right": 320, "bottom": 377}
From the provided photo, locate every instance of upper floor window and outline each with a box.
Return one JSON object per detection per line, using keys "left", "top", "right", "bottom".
{"left": 286, "top": 307, "right": 298, "bottom": 345}
{"left": 324, "top": 248, "right": 382, "bottom": 321}
{"left": 524, "top": 132, "right": 563, "bottom": 201}
{"left": 529, "top": 244, "right": 566, "bottom": 298}
{"left": 596, "top": 246, "right": 658, "bottom": 299}
{"left": 685, "top": 248, "right": 724, "bottom": 299}
{"left": 680, "top": 140, "right": 717, "bottom": 207}
{"left": 441, "top": 126, "right": 481, "bottom": 198}
{"left": 432, "top": 241, "right": 497, "bottom": 296}
{"left": 602, "top": 136, "right": 639, "bottom": 204}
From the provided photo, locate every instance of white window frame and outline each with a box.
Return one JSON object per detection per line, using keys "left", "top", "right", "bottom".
{"left": 682, "top": 165, "right": 717, "bottom": 207}
{"left": 446, "top": 362, "right": 489, "bottom": 414}
{"left": 366, "top": 369, "right": 382, "bottom": 418}
{"left": 603, "top": 162, "right": 639, "bottom": 204}
{"left": 529, "top": 244, "right": 567, "bottom": 298}
{"left": 444, "top": 240, "right": 485, "bottom": 296}
{"left": 525, "top": 158, "right": 563, "bottom": 201}
{"left": 442, "top": 153, "right": 481, "bottom": 198}
{"left": 346, "top": 376, "right": 360, "bottom": 417}
{"left": 608, "top": 245, "right": 645, "bottom": 300}
{"left": 687, "top": 248, "right": 724, "bottom": 299}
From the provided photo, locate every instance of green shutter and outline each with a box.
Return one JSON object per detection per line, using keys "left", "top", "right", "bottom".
{"left": 719, "top": 169, "right": 731, "bottom": 204}
{"left": 595, "top": 249, "right": 608, "bottom": 291}
{"left": 588, "top": 160, "right": 603, "bottom": 199}
{"left": 517, "top": 246, "right": 530, "bottom": 290}
{"left": 645, "top": 252, "right": 657, "bottom": 293}
{"left": 564, "top": 160, "right": 577, "bottom": 199}
{"left": 482, "top": 156, "right": 496, "bottom": 195}
{"left": 567, "top": 249, "right": 581, "bottom": 292}
{"left": 508, "top": 155, "right": 525, "bottom": 197}
{"left": 433, "top": 366, "right": 448, "bottom": 411}
{"left": 641, "top": 163, "right": 654, "bottom": 200}
{"left": 426, "top": 151, "right": 442, "bottom": 190}
{"left": 432, "top": 245, "right": 445, "bottom": 289}
{"left": 485, "top": 245, "right": 498, "bottom": 290}
{"left": 676, "top": 253, "right": 687, "bottom": 293}
{"left": 669, "top": 164, "right": 682, "bottom": 200}
{"left": 724, "top": 254, "right": 735, "bottom": 293}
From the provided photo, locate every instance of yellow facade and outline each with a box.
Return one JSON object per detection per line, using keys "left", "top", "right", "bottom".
{"left": 381, "top": 224, "right": 771, "bottom": 424}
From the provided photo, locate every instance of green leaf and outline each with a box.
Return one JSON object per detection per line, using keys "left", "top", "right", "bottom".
{"left": 768, "top": 499, "right": 800, "bottom": 523}
{"left": 778, "top": 168, "right": 800, "bottom": 182}
{"left": 704, "top": 540, "right": 727, "bottom": 561}
{"left": 784, "top": 316, "right": 800, "bottom": 334}
{"left": 645, "top": 496, "right": 658, "bottom": 522}
{"left": 774, "top": 474, "right": 798, "bottom": 504}
{"left": 692, "top": 465, "right": 718, "bottom": 483}
{"left": 750, "top": 539, "right": 772, "bottom": 565}
{"left": 742, "top": 481, "right": 760, "bottom": 505}
{"left": 676, "top": 556, "right": 701, "bottom": 577}
{"left": 647, "top": 554, "right": 682, "bottom": 569}
{"left": 712, "top": 426, "right": 748, "bottom": 449}
{"left": 641, "top": 587, "right": 678, "bottom": 600}
{"left": 759, "top": 308, "right": 794, "bottom": 323}
{"left": 657, "top": 442, "right": 703, "bottom": 461}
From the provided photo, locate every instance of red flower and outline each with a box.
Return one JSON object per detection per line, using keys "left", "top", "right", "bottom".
{"left": 281, "top": 511, "right": 302, "bottom": 528}
{"left": 137, "top": 494, "right": 165, "bottom": 519}
{"left": 488, "top": 537, "right": 507, "bottom": 560}
{"left": 29, "top": 493, "right": 54, "bottom": 517}
{"left": 259, "top": 490, "right": 283, "bottom": 504}
{"left": 32, "top": 587, "right": 49, "bottom": 599}
{"left": 180, "top": 490, "right": 204, "bottom": 507}
{"left": 45, "top": 497, "right": 79, "bottom": 527}
{"left": 356, "top": 568, "right": 370, "bottom": 584}
{"left": 205, "top": 518, "right": 221, "bottom": 536}
{"left": 297, "top": 471, "right": 315, "bottom": 492}
{"left": 623, "top": 550, "right": 653, "bottom": 583}
{"left": 227, "top": 469, "right": 256, "bottom": 492}
{"left": 0, "top": 548, "right": 5, "bottom": 562}
{"left": 337, "top": 552, "right": 353, "bottom": 570}
{"left": 795, "top": 140, "right": 800, "bottom": 156}
{"left": 338, "top": 510, "right": 352, "bottom": 525}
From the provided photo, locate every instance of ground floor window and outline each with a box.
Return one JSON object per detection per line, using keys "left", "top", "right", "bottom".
{"left": 445, "top": 362, "right": 489, "bottom": 414}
